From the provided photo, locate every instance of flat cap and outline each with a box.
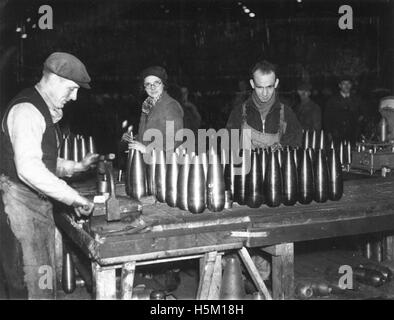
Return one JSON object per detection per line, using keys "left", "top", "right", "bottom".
{"left": 338, "top": 74, "right": 353, "bottom": 83}
{"left": 44, "top": 52, "right": 91, "bottom": 89}
{"left": 297, "top": 82, "right": 312, "bottom": 91}
{"left": 380, "top": 96, "right": 394, "bottom": 110}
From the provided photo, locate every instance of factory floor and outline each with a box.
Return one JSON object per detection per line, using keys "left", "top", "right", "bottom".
{"left": 55, "top": 235, "right": 394, "bottom": 300}
{"left": 2, "top": 235, "right": 394, "bottom": 300}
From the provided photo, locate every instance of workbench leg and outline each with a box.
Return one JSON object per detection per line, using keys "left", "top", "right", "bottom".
{"left": 54, "top": 227, "right": 63, "bottom": 288}
{"left": 384, "top": 236, "right": 394, "bottom": 261}
{"left": 238, "top": 247, "right": 272, "bottom": 300}
{"left": 92, "top": 262, "right": 117, "bottom": 300}
{"left": 270, "top": 243, "right": 294, "bottom": 300}
{"left": 121, "top": 261, "right": 136, "bottom": 300}
{"left": 197, "top": 252, "right": 222, "bottom": 300}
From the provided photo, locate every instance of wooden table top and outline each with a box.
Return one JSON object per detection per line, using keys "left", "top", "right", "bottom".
{"left": 55, "top": 173, "right": 394, "bottom": 264}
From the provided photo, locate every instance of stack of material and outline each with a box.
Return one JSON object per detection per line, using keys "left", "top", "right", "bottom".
{"left": 125, "top": 130, "right": 344, "bottom": 214}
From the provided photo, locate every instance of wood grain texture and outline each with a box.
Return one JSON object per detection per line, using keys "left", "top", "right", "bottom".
{"left": 271, "top": 243, "right": 294, "bottom": 300}
{"left": 93, "top": 262, "right": 116, "bottom": 300}
{"left": 120, "top": 261, "right": 136, "bottom": 300}
{"left": 197, "top": 252, "right": 220, "bottom": 300}
{"left": 238, "top": 247, "right": 272, "bottom": 300}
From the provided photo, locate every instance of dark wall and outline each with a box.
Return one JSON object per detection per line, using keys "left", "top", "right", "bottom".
{"left": 1, "top": 0, "right": 393, "bottom": 152}
{"left": 3, "top": 0, "right": 393, "bottom": 95}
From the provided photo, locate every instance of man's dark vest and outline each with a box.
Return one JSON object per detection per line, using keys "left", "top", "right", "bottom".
{"left": 0, "top": 87, "right": 60, "bottom": 183}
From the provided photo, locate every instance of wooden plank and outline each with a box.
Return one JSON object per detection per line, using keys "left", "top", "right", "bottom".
{"left": 134, "top": 195, "right": 394, "bottom": 235}
{"left": 238, "top": 247, "right": 272, "bottom": 300}
{"left": 249, "top": 200, "right": 394, "bottom": 229}
{"left": 99, "top": 222, "right": 250, "bottom": 242}
{"left": 60, "top": 209, "right": 394, "bottom": 262}
{"left": 208, "top": 254, "right": 222, "bottom": 300}
{"left": 183, "top": 199, "right": 392, "bottom": 228}
{"left": 271, "top": 243, "right": 294, "bottom": 300}
{"left": 199, "top": 254, "right": 205, "bottom": 279}
{"left": 120, "top": 261, "right": 136, "bottom": 300}
{"left": 196, "top": 252, "right": 222, "bottom": 300}
{"left": 261, "top": 244, "right": 292, "bottom": 256}
{"left": 99, "top": 242, "right": 242, "bottom": 265}
{"left": 197, "top": 252, "right": 217, "bottom": 300}
{"left": 98, "top": 229, "right": 245, "bottom": 261}
{"left": 247, "top": 215, "right": 394, "bottom": 248}
{"left": 93, "top": 262, "right": 117, "bottom": 300}
{"left": 137, "top": 254, "right": 204, "bottom": 266}
{"left": 151, "top": 216, "right": 251, "bottom": 232}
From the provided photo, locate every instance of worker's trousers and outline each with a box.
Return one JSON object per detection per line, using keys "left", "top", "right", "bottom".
{"left": 0, "top": 175, "right": 56, "bottom": 299}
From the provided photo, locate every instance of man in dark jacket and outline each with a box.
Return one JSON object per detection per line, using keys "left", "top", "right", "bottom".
{"left": 226, "top": 60, "right": 302, "bottom": 148}
{"left": 324, "top": 77, "right": 364, "bottom": 143}
{"left": 295, "top": 82, "right": 322, "bottom": 132}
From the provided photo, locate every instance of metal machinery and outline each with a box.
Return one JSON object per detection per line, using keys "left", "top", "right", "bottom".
{"left": 351, "top": 96, "right": 394, "bottom": 175}
{"left": 352, "top": 141, "right": 394, "bottom": 175}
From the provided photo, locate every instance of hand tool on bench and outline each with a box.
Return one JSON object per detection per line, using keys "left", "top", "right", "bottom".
{"left": 96, "top": 154, "right": 141, "bottom": 222}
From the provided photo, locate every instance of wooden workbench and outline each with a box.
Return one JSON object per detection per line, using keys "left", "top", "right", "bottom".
{"left": 54, "top": 174, "right": 394, "bottom": 300}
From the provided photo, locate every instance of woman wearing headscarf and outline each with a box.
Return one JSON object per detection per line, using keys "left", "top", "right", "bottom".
{"left": 123, "top": 66, "right": 184, "bottom": 152}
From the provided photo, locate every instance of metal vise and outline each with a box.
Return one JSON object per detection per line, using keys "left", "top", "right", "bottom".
{"left": 97, "top": 154, "right": 121, "bottom": 222}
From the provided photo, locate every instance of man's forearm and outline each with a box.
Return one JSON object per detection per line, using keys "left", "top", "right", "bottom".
{"left": 57, "top": 158, "right": 87, "bottom": 177}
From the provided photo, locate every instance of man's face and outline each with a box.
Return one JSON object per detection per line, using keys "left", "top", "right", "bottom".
{"left": 144, "top": 75, "right": 164, "bottom": 99}
{"left": 47, "top": 75, "right": 79, "bottom": 122}
{"left": 339, "top": 80, "right": 352, "bottom": 95}
{"left": 250, "top": 71, "right": 279, "bottom": 103}
{"left": 297, "top": 90, "right": 311, "bottom": 100}
{"left": 180, "top": 87, "right": 188, "bottom": 102}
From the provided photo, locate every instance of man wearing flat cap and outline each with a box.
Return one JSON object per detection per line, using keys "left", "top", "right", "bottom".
{"left": 0, "top": 52, "right": 98, "bottom": 299}
{"left": 295, "top": 82, "right": 322, "bottom": 132}
{"left": 323, "top": 76, "right": 365, "bottom": 143}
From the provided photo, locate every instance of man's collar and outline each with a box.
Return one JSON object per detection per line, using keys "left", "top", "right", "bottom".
{"left": 35, "top": 83, "right": 56, "bottom": 110}
{"left": 35, "top": 82, "right": 62, "bottom": 123}
{"left": 250, "top": 91, "right": 279, "bottom": 111}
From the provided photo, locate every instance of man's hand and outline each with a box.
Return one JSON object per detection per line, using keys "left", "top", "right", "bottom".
{"left": 80, "top": 153, "right": 99, "bottom": 171}
{"left": 121, "top": 132, "right": 133, "bottom": 143}
{"left": 72, "top": 195, "right": 94, "bottom": 217}
{"left": 128, "top": 141, "right": 147, "bottom": 153}
{"left": 270, "top": 143, "right": 282, "bottom": 152}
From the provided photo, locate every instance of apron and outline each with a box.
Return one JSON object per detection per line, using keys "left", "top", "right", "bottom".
{"left": 241, "top": 102, "right": 287, "bottom": 149}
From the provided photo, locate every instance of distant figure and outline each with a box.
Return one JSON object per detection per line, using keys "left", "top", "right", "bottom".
{"left": 295, "top": 82, "right": 322, "bottom": 132}
{"left": 231, "top": 79, "right": 251, "bottom": 108}
{"left": 324, "top": 76, "right": 364, "bottom": 143}
{"left": 180, "top": 86, "right": 201, "bottom": 135}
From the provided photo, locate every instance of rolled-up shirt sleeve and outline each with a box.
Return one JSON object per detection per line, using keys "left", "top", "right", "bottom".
{"left": 7, "top": 103, "right": 80, "bottom": 205}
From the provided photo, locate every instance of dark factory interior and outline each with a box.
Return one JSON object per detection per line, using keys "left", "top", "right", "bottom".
{"left": 0, "top": 0, "right": 394, "bottom": 303}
